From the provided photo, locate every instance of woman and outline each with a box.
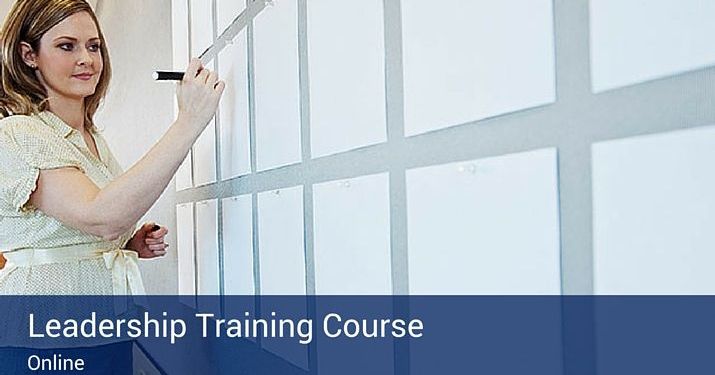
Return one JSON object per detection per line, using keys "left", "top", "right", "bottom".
{"left": 0, "top": 0, "right": 224, "bottom": 295}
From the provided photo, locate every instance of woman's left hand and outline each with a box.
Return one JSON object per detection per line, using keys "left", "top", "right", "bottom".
{"left": 126, "top": 222, "right": 169, "bottom": 259}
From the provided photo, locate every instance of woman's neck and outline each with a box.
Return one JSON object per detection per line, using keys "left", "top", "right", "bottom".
{"left": 46, "top": 97, "right": 86, "bottom": 132}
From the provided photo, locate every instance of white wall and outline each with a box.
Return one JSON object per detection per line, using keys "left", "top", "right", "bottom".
{"left": 0, "top": 2, "right": 11, "bottom": 24}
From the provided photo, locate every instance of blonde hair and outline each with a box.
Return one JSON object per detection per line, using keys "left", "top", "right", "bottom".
{"left": 0, "top": 0, "right": 111, "bottom": 130}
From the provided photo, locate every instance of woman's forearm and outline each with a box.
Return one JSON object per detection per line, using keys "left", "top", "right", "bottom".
{"left": 89, "top": 115, "right": 202, "bottom": 239}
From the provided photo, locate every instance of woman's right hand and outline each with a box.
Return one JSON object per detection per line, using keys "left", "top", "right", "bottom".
{"left": 176, "top": 58, "right": 226, "bottom": 133}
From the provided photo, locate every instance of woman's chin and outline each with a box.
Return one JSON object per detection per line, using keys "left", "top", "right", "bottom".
{"left": 65, "top": 88, "right": 97, "bottom": 100}
{"left": 69, "top": 82, "right": 98, "bottom": 97}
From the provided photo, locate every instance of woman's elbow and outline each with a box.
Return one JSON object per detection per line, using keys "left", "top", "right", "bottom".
{"left": 31, "top": 176, "right": 133, "bottom": 241}
{"left": 92, "top": 223, "right": 132, "bottom": 242}
{"left": 84, "top": 216, "right": 131, "bottom": 241}
{"left": 99, "top": 229, "right": 123, "bottom": 242}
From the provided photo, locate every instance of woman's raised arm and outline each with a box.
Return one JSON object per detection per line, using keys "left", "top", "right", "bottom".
{"left": 28, "top": 58, "right": 225, "bottom": 240}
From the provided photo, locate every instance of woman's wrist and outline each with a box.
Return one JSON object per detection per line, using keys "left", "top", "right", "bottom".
{"left": 174, "top": 112, "right": 203, "bottom": 139}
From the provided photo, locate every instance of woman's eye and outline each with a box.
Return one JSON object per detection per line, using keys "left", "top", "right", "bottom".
{"left": 88, "top": 44, "right": 101, "bottom": 52}
{"left": 59, "top": 43, "right": 73, "bottom": 51}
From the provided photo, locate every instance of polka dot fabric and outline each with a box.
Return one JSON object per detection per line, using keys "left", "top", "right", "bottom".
{"left": 0, "top": 111, "right": 138, "bottom": 295}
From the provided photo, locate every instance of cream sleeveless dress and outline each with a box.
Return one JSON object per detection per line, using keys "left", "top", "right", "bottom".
{"left": 0, "top": 111, "right": 144, "bottom": 295}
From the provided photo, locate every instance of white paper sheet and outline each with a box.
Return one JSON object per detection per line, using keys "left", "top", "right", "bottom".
{"left": 192, "top": 120, "right": 217, "bottom": 186}
{"left": 307, "top": 0, "right": 387, "bottom": 157}
{"left": 590, "top": 0, "right": 715, "bottom": 92}
{"left": 176, "top": 203, "right": 196, "bottom": 303}
{"left": 406, "top": 148, "right": 561, "bottom": 294}
{"left": 217, "top": 37, "right": 251, "bottom": 179}
{"left": 188, "top": 0, "right": 216, "bottom": 186}
{"left": 257, "top": 186, "right": 307, "bottom": 368}
{"left": 216, "top": 0, "right": 250, "bottom": 179}
{"left": 172, "top": 0, "right": 189, "bottom": 70}
{"left": 257, "top": 186, "right": 306, "bottom": 295}
{"left": 173, "top": 0, "right": 193, "bottom": 191}
{"left": 593, "top": 126, "right": 715, "bottom": 294}
{"left": 313, "top": 173, "right": 392, "bottom": 294}
{"left": 253, "top": 0, "right": 302, "bottom": 170}
{"left": 189, "top": 0, "right": 213, "bottom": 57}
{"left": 175, "top": 153, "right": 193, "bottom": 191}
{"left": 222, "top": 195, "right": 255, "bottom": 295}
{"left": 195, "top": 199, "right": 220, "bottom": 297}
{"left": 401, "top": 0, "right": 555, "bottom": 136}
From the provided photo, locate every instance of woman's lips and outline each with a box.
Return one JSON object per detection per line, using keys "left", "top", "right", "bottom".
{"left": 72, "top": 73, "right": 94, "bottom": 81}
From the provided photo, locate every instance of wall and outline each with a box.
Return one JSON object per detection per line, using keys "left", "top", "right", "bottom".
{"left": 172, "top": 0, "right": 715, "bottom": 303}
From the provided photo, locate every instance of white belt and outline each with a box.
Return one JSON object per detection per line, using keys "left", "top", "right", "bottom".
{"left": 1, "top": 243, "right": 146, "bottom": 296}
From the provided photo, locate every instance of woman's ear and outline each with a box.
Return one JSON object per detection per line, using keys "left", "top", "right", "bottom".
{"left": 19, "top": 42, "right": 38, "bottom": 69}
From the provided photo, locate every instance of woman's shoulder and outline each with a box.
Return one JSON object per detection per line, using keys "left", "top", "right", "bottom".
{"left": 0, "top": 114, "right": 57, "bottom": 140}
{"left": 0, "top": 113, "right": 45, "bottom": 128}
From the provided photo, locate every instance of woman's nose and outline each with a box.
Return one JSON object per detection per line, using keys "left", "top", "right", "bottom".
{"left": 77, "top": 47, "right": 93, "bottom": 67}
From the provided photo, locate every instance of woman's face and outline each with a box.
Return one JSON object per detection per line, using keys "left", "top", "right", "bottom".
{"left": 32, "top": 11, "right": 103, "bottom": 101}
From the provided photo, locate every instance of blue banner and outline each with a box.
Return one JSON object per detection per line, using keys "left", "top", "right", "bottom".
{"left": 0, "top": 296, "right": 713, "bottom": 374}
